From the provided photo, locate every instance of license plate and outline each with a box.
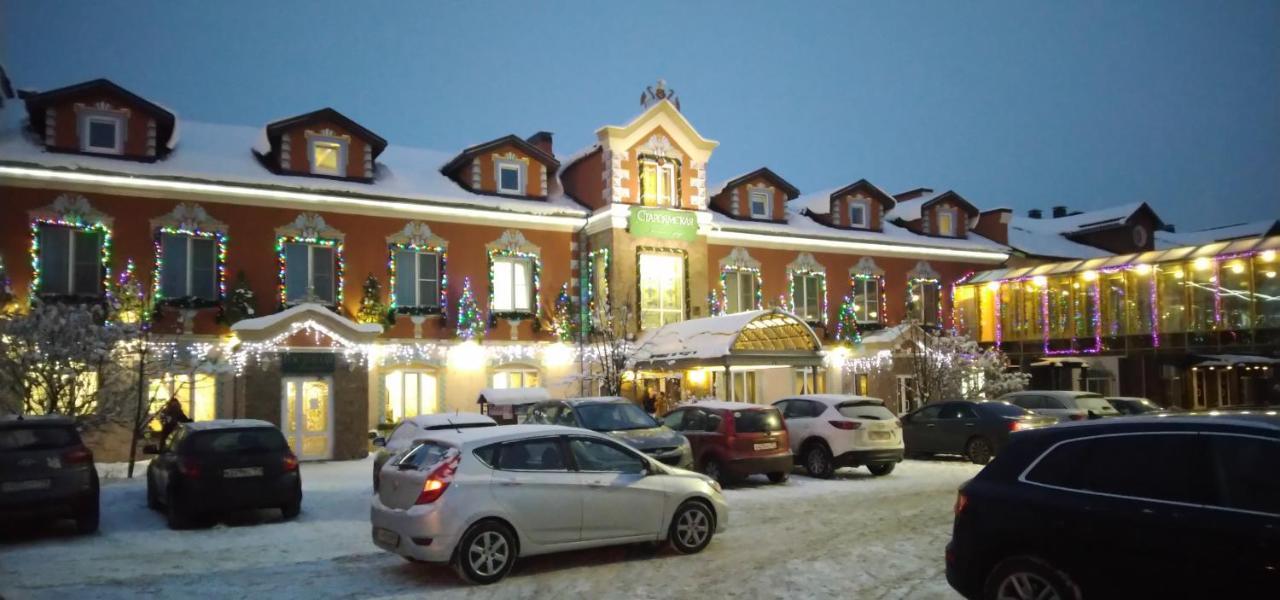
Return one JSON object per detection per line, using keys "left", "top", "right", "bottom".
{"left": 2, "top": 479, "right": 52, "bottom": 493}
{"left": 753, "top": 442, "right": 777, "bottom": 451}
{"left": 374, "top": 527, "right": 400, "bottom": 547}
{"left": 222, "top": 467, "right": 264, "bottom": 478}
{"left": 870, "top": 431, "right": 892, "bottom": 441}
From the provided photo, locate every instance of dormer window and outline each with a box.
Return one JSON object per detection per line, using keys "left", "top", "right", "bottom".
{"left": 496, "top": 160, "right": 525, "bottom": 195}
{"left": 937, "top": 208, "right": 957, "bottom": 237}
{"left": 310, "top": 139, "right": 346, "bottom": 176}
{"left": 640, "top": 157, "right": 678, "bottom": 207}
{"left": 748, "top": 189, "right": 770, "bottom": 219}
{"left": 849, "top": 199, "right": 869, "bottom": 228}
{"left": 80, "top": 112, "right": 124, "bottom": 155}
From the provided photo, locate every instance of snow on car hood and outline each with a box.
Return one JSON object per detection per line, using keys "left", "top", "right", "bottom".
{"left": 604, "top": 426, "right": 686, "bottom": 450}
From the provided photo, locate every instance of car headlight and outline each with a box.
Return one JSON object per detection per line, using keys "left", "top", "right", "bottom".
{"left": 708, "top": 478, "right": 722, "bottom": 493}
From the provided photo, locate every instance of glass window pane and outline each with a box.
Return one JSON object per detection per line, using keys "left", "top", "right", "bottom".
{"left": 1158, "top": 265, "right": 1187, "bottom": 334}
{"left": 73, "top": 230, "right": 102, "bottom": 295}
{"left": 570, "top": 438, "right": 644, "bottom": 473}
{"left": 160, "top": 233, "right": 188, "bottom": 297}
{"left": 1254, "top": 255, "right": 1280, "bottom": 329}
{"left": 312, "top": 141, "right": 341, "bottom": 173}
{"left": 394, "top": 250, "right": 417, "bottom": 306}
{"left": 1187, "top": 259, "right": 1216, "bottom": 332}
{"left": 1220, "top": 259, "right": 1251, "bottom": 331}
{"left": 284, "top": 243, "right": 310, "bottom": 302}
{"left": 38, "top": 226, "right": 71, "bottom": 295}
{"left": 492, "top": 260, "right": 512, "bottom": 311}
{"left": 512, "top": 261, "right": 530, "bottom": 311}
{"left": 498, "top": 439, "right": 567, "bottom": 471}
{"left": 87, "top": 119, "right": 117, "bottom": 149}
{"left": 499, "top": 165, "right": 520, "bottom": 192}
{"left": 190, "top": 238, "right": 216, "bottom": 300}
{"left": 1209, "top": 435, "right": 1280, "bottom": 514}
{"left": 311, "top": 246, "right": 334, "bottom": 303}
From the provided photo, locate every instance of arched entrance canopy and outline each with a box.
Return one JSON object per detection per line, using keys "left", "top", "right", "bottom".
{"left": 630, "top": 309, "right": 823, "bottom": 371}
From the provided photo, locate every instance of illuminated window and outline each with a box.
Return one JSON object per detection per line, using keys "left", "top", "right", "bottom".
{"left": 159, "top": 233, "right": 217, "bottom": 301}
{"left": 310, "top": 140, "right": 345, "bottom": 176}
{"left": 728, "top": 371, "right": 757, "bottom": 403}
{"left": 491, "top": 257, "right": 532, "bottom": 313}
{"left": 492, "top": 367, "right": 540, "bottom": 389}
{"left": 937, "top": 208, "right": 956, "bottom": 237}
{"left": 283, "top": 242, "right": 336, "bottom": 304}
{"left": 81, "top": 114, "right": 123, "bottom": 154}
{"left": 639, "top": 158, "right": 678, "bottom": 206}
{"left": 148, "top": 373, "right": 216, "bottom": 430}
{"left": 748, "top": 189, "right": 770, "bottom": 218}
{"left": 589, "top": 251, "right": 609, "bottom": 323}
{"left": 384, "top": 370, "right": 439, "bottom": 423}
{"left": 27, "top": 371, "right": 99, "bottom": 415}
{"left": 1253, "top": 254, "right": 1280, "bottom": 328}
{"left": 849, "top": 200, "right": 869, "bottom": 228}
{"left": 792, "top": 273, "right": 823, "bottom": 322}
{"left": 36, "top": 224, "right": 105, "bottom": 297}
{"left": 639, "top": 252, "right": 685, "bottom": 328}
{"left": 393, "top": 250, "right": 441, "bottom": 309}
{"left": 496, "top": 161, "right": 524, "bottom": 195}
{"left": 1157, "top": 265, "right": 1187, "bottom": 334}
{"left": 853, "top": 276, "right": 882, "bottom": 324}
{"left": 793, "top": 368, "right": 826, "bottom": 394}
{"left": 723, "top": 270, "right": 759, "bottom": 313}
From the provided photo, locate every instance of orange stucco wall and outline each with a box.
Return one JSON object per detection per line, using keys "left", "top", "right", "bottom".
{"left": 1, "top": 185, "right": 572, "bottom": 342}
{"left": 561, "top": 148, "right": 604, "bottom": 210}
{"left": 925, "top": 200, "right": 970, "bottom": 238}
{"left": 621, "top": 126, "right": 699, "bottom": 210}
{"left": 463, "top": 142, "right": 547, "bottom": 197}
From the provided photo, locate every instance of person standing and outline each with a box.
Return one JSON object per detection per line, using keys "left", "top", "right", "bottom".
{"left": 642, "top": 388, "right": 657, "bottom": 414}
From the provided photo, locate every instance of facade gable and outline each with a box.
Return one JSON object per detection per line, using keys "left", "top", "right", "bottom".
{"left": 22, "top": 79, "right": 176, "bottom": 161}
{"left": 441, "top": 137, "right": 557, "bottom": 199}
{"left": 259, "top": 108, "right": 387, "bottom": 182}
{"left": 597, "top": 99, "right": 718, "bottom": 209}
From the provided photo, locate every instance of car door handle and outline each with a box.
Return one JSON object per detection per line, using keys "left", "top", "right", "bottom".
{"left": 587, "top": 483, "right": 606, "bottom": 488}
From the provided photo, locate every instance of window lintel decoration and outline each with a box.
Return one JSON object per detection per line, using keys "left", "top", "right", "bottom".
{"left": 275, "top": 212, "right": 345, "bottom": 241}
{"left": 639, "top": 134, "right": 678, "bottom": 159}
{"left": 486, "top": 229, "right": 540, "bottom": 256}
{"left": 305, "top": 128, "right": 351, "bottom": 142}
{"left": 851, "top": 256, "right": 885, "bottom": 277}
{"left": 386, "top": 221, "right": 448, "bottom": 249}
{"left": 718, "top": 246, "right": 761, "bottom": 271}
{"left": 150, "top": 202, "right": 228, "bottom": 234}
{"left": 29, "top": 193, "right": 114, "bottom": 228}
{"left": 151, "top": 203, "right": 229, "bottom": 307}
{"left": 787, "top": 252, "right": 825, "bottom": 277}
{"left": 907, "top": 260, "right": 940, "bottom": 281}
{"left": 487, "top": 229, "right": 542, "bottom": 321}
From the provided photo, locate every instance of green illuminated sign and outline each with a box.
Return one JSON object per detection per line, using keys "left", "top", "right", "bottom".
{"left": 628, "top": 207, "right": 698, "bottom": 242}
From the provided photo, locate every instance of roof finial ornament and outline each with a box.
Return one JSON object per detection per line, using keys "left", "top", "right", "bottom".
{"left": 641, "top": 79, "right": 680, "bottom": 111}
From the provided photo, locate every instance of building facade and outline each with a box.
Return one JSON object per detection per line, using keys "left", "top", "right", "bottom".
{"left": 1, "top": 78, "right": 1023, "bottom": 459}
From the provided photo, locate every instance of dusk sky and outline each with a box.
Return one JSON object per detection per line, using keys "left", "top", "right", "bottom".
{"left": 3, "top": 0, "right": 1277, "bottom": 230}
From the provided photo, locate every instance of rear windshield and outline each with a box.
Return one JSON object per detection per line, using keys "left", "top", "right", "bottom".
{"left": 836, "top": 402, "right": 896, "bottom": 420}
{"left": 977, "top": 402, "right": 1031, "bottom": 417}
{"left": 576, "top": 403, "right": 658, "bottom": 431}
{"left": 733, "top": 409, "right": 784, "bottom": 433}
{"left": 397, "top": 441, "right": 456, "bottom": 470}
{"left": 185, "top": 429, "right": 287, "bottom": 455}
{"left": 1073, "top": 396, "right": 1119, "bottom": 413}
{"left": 0, "top": 425, "right": 79, "bottom": 452}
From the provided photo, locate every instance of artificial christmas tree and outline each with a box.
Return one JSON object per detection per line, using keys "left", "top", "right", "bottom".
{"left": 110, "top": 258, "right": 148, "bottom": 324}
{"left": 455, "top": 277, "right": 484, "bottom": 341}
{"left": 356, "top": 274, "right": 392, "bottom": 325}
{"left": 834, "top": 295, "right": 861, "bottom": 345}
{"left": 218, "top": 270, "right": 256, "bottom": 325}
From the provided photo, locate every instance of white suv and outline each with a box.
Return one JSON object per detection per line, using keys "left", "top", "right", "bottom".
{"left": 371, "top": 424, "right": 728, "bottom": 584}
{"left": 773, "top": 395, "right": 904, "bottom": 478}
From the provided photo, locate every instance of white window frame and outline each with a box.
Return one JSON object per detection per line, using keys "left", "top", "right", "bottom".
{"left": 492, "top": 366, "right": 540, "bottom": 389}
{"left": 496, "top": 160, "right": 525, "bottom": 195}
{"left": 748, "top": 189, "right": 770, "bottom": 219}
{"left": 36, "top": 223, "right": 103, "bottom": 296}
{"left": 792, "top": 272, "right": 823, "bottom": 321}
{"left": 309, "top": 138, "right": 347, "bottom": 176}
{"left": 395, "top": 250, "right": 442, "bottom": 309}
{"left": 910, "top": 279, "right": 942, "bottom": 326}
{"left": 159, "top": 233, "right": 218, "bottom": 301}
{"left": 937, "top": 208, "right": 957, "bottom": 237}
{"left": 640, "top": 158, "right": 678, "bottom": 207}
{"left": 383, "top": 369, "right": 440, "bottom": 423}
{"left": 284, "top": 242, "right": 336, "bottom": 304}
{"left": 723, "top": 269, "right": 759, "bottom": 314}
{"left": 849, "top": 199, "right": 870, "bottom": 228}
{"left": 639, "top": 252, "right": 685, "bottom": 328}
{"left": 852, "top": 276, "right": 882, "bottom": 324}
{"left": 491, "top": 256, "right": 533, "bottom": 313}
{"left": 79, "top": 112, "right": 124, "bottom": 155}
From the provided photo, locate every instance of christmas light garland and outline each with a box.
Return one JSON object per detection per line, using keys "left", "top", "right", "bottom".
{"left": 487, "top": 247, "right": 541, "bottom": 321}
{"left": 455, "top": 276, "right": 484, "bottom": 341}
{"left": 906, "top": 277, "right": 942, "bottom": 326}
{"left": 787, "top": 269, "right": 828, "bottom": 325}
{"left": 387, "top": 242, "right": 448, "bottom": 317}
{"left": 29, "top": 217, "right": 113, "bottom": 300}
{"left": 852, "top": 273, "right": 887, "bottom": 326}
{"left": 275, "top": 235, "right": 345, "bottom": 307}
{"left": 152, "top": 226, "right": 229, "bottom": 306}
{"left": 719, "top": 265, "right": 763, "bottom": 313}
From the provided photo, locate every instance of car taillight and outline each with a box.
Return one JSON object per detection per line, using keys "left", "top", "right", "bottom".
{"left": 283, "top": 453, "right": 299, "bottom": 472}
{"left": 1008, "top": 420, "right": 1023, "bottom": 432}
{"left": 179, "top": 459, "right": 201, "bottom": 478}
{"left": 954, "top": 491, "right": 969, "bottom": 515}
{"left": 63, "top": 446, "right": 93, "bottom": 464}
{"left": 415, "top": 454, "right": 460, "bottom": 505}
{"left": 1068, "top": 413, "right": 1086, "bottom": 421}
{"left": 829, "top": 420, "right": 861, "bottom": 430}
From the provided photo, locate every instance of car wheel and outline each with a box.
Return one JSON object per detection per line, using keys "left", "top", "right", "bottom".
{"left": 767, "top": 471, "right": 789, "bottom": 484}
{"left": 867, "top": 463, "right": 895, "bottom": 476}
{"left": 453, "top": 520, "right": 517, "bottom": 585}
{"left": 982, "top": 556, "right": 1082, "bottom": 600}
{"left": 803, "top": 443, "right": 834, "bottom": 479}
{"left": 74, "top": 498, "right": 99, "bottom": 534}
{"left": 281, "top": 498, "right": 301, "bottom": 520}
{"left": 165, "top": 489, "right": 192, "bottom": 530}
{"left": 146, "top": 478, "right": 161, "bottom": 511}
{"left": 667, "top": 501, "right": 714, "bottom": 554}
{"left": 966, "top": 436, "right": 995, "bottom": 465}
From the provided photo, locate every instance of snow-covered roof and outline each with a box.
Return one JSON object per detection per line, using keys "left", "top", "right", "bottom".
{"left": 632, "top": 309, "right": 821, "bottom": 368}
{"left": 1156, "top": 220, "right": 1280, "bottom": 249}
{"left": 406, "top": 412, "right": 497, "bottom": 429}
{"left": 885, "top": 191, "right": 945, "bottom": 221}
{"left": 1006, "top": 223, "right": 1112, "bottom": 259}
{"left": 789, "top": 394, "right": 885, "bottom": 406}
{"left": 231, "top": 302, "right": 382, "bottom": 334}
{"left": 1013, "top": 203, "right": 1150, "bottom": 235}
{"left": 683, "top": 399, "right": 778, "bottom": 412}
{"left": 184, "top": 419, "right": 277, "bottom": 431}
{"left": 1192, "top": 354, "right": 1280, "bottom": 367}
{"left": 0, "top": 118, "right": 590, "bottom": 219}
{"left": 476, "top": 387, "right": 551, "bottom": 405}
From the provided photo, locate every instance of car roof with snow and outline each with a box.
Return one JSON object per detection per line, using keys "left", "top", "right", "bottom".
{"left": 782, "top": 394, "right": 887, "bottom": 406}
{"left": 0, "top": 414, "right": 75, "bottom": 428}
{"left": 412, "top": 424, "right": 594, "bottom": 448}
{"left": 1001, "top": 390, "right": 1102, "bottom": 398}
{"left": 559, "top": 396, "right": 630, "bottom": 406}
{"left": 681, "top": 400, "right": 777, "bottom": 412}
{"left": 405, "top": 413, "right": 496, "bottom": 430}
{"left": 183, "top": 419, "right": 278, "bottom": 431}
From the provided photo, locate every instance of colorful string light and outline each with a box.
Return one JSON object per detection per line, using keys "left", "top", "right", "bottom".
{"left": 787, "top": 268, "right": 828, "bottom": 324}
{"left": 29, "top": 217, "right": 113, "bottom": 301}
{"left": 719, "top": 265, "right": 763, "bottom": 313}
{"left": 386, "top": 242, "right": 448, "bottom": 317}
{"left": 487, "top": 247, "right": 541, "bottom": 321}
{"left": 275, "top": 235, "right": 345, "bottom": 308}
{"left": 152, "top": 226, "right": 229, "bottom": 307}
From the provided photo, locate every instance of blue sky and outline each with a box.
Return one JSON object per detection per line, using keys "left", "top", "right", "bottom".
{"left": 3, "top": 0, "right": 1277, "bottom": 230}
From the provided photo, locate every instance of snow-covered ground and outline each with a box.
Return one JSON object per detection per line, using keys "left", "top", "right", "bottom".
{"left": 0, "top": 458, "right": 980, "bottom": 599}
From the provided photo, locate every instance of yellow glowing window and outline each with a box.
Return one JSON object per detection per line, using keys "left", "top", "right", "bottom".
{"left": 148, "top": 373, "right": 216, "bottom": 430}
{"left": 492, "top": 368, "right": 540, "bottom": 389}
{"left": 311, "top": 140, "right": 343, "bottom": 175}
{"left": 384, "top": 370, "right": 439, "bottom": 424}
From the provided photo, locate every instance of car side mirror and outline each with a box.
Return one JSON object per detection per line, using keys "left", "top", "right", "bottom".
{"left": 371, "top": 436, "right": 386, "bottom": 448}
{"left": 142, "top": 444, "right": 160, "bottom": 455}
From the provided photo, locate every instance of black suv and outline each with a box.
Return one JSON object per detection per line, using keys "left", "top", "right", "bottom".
{"left": 145, "top": 420, "right": 302, "bottom": 529}
{"left": 0, "top": 415, "right": 99, "bottom": 534}
{"left": 946, "top": 414, "right": 1279, "bottom": 599}
{"left": 526, "top": 397, "right": 694, "bottom": 469}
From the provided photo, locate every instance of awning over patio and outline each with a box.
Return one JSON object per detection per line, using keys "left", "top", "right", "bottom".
{"left": 630, "top": 309, "right": 823, "bottom": 371}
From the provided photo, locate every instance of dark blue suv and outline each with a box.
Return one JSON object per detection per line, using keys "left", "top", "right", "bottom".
{"left": 946, "top": 413, "right": 1279, "bottom": 599}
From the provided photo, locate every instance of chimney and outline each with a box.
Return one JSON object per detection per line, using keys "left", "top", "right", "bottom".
{"left": 527, "top": 131, "right": 554, "bottom": 156}
{"left": 1052, "top": 205, "right": 1068, "bottom": 218}
{"left": 1028, "top": 209, "right": 1042, "bottom": 219}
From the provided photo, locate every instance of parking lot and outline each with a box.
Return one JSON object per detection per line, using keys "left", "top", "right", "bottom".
{"left": 0, "top": 458, "right": 981, "bottom": 600}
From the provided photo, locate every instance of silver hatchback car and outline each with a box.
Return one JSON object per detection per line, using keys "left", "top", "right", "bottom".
{"left": 370, "top": 424, "right": 728, "bottom": 584}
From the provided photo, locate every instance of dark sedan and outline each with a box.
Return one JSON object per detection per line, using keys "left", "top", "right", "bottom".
{"left": 525, "top": 397, "right": 694, "bottom": 469}
{"left": 902, "top": 401, "right": 1056, "bottom": 464}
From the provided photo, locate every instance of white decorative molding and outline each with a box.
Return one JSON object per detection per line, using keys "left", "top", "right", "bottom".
{"left": 486, "top": 229, "right": 540, "bottom": 256}
{"left": 275, "top": 212, "right": 344, "bottom": 240}
{"left": 146, "top": 118, "right": 157, "bottom": 157}
{"left": 29, "top": 193, "right": 114, "bottom": 227}
{"left": 44, "top": 108, "right": 56, "bottom": 146}
{"left": 363, "top": 145, "right": 374, "bottom": 178}
{"left": 719, "top": 246, "right": 760, "bottom": 271}
{"left": 787, "top": 252, "right": 825, "bottom": 276}
{"left": 907, "top": 260, "right": 940, "bottom": 280}
{"left": 539, "top": 165, "right": 548, "bottom": 195}
{"left": 471, "top": 161, "right": 482, "bottom": 188}
{"left": 639, "top": 134, "right": 677, "bottom": 158}
{"left": 386, "top": 221, "right": 448, "bottom": 249}
{"left": 280, "top": 135, "right": 292, "bottom": 167}
{"left": 852, "top": 257, "right": 885, "bottom": 277}
{"left": 150, "top": 202, "right": 228, "bottom": 233}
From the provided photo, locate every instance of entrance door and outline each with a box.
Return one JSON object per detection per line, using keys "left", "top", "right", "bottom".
{"left": 282, "top": 377, "right": 333, "bottom": 460}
